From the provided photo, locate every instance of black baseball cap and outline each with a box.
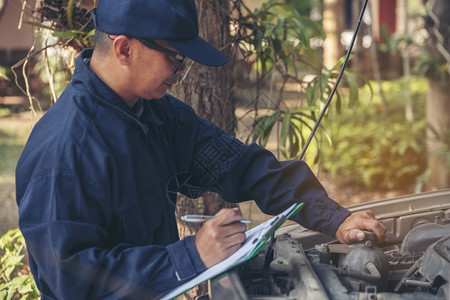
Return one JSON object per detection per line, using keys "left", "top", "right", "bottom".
{"left": 92, "top": 0, "right": 228, "bottom": 66}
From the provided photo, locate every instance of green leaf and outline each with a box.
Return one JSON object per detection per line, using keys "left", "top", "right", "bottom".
{"left": 52, "top": 30, "right": 86, "bottom": 38}
{"left": 332, "top": 55, "right": 350, "bottom": 71}
{"left": 23, "top": 21, "right": 55, "bottom": 30}
{"left": 289, "top": 128, "right": 300, "bottom": 158}
{"left": 264, "top": 23, "right": 275, "bottom": 38}
{"left": 275, "top": 18, "right": 285, "bottom": 38}
{"left": 291, "top": 19, "right": 309, "bottom": 47}
{"left": 4, "top": 255, "right": 25, "bottom": 267}
{"left": 253, "top": 111, "right": 282, "bottom": 147}
{"left": 288, "top": 120, "right": 306, "bottom": 158}
{"left": 67, "top": 0, "right": 75, "bottom": 29}
{"left": 345, "top": 73, "right": 359, "bottom": 107}
{"left": 17, "top": 278, "right": 34, "bottom": 294}
{"left": 84, "top": 29, "right": 96, "bottom": 40}
{"left": 297, "top": 16, "right": 325, "bottom": 39}
{"left": 280, "top": 112, "right": 291, "bottom": 157}
{"left": 335, "top": 89, "right": 342, "bottom": 114}
{"left": 319, "top": 125, "right": 333, "bottom": 146}
{"left": 320, "top": 68, "right": 332, "bottom": 101}
{"left": 290, "top": 114, "right": 315, "bottom": 133}
{"left": 306, "top": 81, "right": 319, "bottom": 106}
{"left": 346, "top": 67, "right": 373, "bottom": 100}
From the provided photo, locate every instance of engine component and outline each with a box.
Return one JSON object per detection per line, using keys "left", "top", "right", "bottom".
{"left": 210, "top": 190, "right": 450, "bottom": 299}
{"left": 337, "top": 241, "right": 390, "bottom": 292}
{"left": 418, "top": 236, "right": 450, "bottom": 294}
{"left": 401, "top": 219, "right": 450, "bottom": 255}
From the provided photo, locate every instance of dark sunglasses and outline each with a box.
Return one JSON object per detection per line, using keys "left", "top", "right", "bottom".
{"left": 137, "top": 38, "right": 187, "bottom": 74}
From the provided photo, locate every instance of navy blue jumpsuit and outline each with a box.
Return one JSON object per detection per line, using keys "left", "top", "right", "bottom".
{"left": 16, "top": 49, "right": 350, "bottom": 299}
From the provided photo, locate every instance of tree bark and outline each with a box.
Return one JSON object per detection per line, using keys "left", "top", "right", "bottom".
{"left": 169, "top": 1, "right": 238, "bottom": 298}
{"left": 424, "top": 0, "right": 450, "bottom": 190}
{"left": 172, "top": 0, "right": 238, "bottom": 235}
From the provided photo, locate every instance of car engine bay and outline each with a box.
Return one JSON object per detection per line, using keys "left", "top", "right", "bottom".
{"left": 210, "top": 190, "right": 450, "bottom": 299}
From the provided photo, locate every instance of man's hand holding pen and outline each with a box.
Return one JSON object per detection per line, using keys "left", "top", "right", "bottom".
{"left": 194, "top": 208, "right": 248, "bottom": 268}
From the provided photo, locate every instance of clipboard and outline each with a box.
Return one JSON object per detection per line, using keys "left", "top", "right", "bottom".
{"left": 162, "top": 202, "right": 304, "bottom": 299}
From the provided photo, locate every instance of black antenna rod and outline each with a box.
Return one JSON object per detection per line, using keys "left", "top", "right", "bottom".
{"left": 298, "top": 0, "right": 369, "bottom": 160}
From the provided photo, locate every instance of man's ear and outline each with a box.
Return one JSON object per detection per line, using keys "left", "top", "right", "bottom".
{"left": 112, "top": 36, "right": 133, "bottom": 65}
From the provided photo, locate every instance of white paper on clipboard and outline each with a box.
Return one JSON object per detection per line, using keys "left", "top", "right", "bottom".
{"left": 162, "top": 202, "right": 304, "bottom": 299}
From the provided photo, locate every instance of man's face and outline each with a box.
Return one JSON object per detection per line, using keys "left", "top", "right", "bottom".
{"left": 129, "top": 39, "right": 186, "bottom": 101}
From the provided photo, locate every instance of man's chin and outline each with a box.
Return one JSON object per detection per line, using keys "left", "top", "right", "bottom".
{"left": 147, "top": 90, "right": 168, "bottom": 100}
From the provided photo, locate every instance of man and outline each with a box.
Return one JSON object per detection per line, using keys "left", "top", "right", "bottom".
{"left": 16, "top": 0, "right": 386, "bottom": 298}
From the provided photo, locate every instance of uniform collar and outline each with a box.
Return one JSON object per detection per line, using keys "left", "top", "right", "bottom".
{"left": 73, "top": 49, "right": 163, "bottom": 127}
{"left": 73, "top": 49, "right": 132, "bottom": 114}
{"left": 132, "top": 98, "right": 145, "bottom": 119}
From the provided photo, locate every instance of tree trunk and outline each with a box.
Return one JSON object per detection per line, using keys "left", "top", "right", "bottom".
{"left": 424, "top": 0, "right": 450, "bottom": 190}
{"left": 170, "top": 1, "right": 238, "bottom": 298}
{"left": 322, "top": 0, "right": 344, "bottom": 69}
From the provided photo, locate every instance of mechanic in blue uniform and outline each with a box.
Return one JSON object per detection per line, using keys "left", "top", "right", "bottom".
{"left": 16, "top": 0, "right": 386, "bottom": 298}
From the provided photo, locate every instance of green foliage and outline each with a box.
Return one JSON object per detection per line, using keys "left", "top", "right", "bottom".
{"left": 284, "top": 0, "right": 314, "bottom": 17}
{"left": 0, "top": 65, "right": 9, "bottom": 81}
{"left": 30, "top": 0, "right": 96, "bottom": 51}
{"left": 33, "top": 48, "right": 74, "bottom": 101}
{"left": 387, "top": 0, "right": 450, "bottom": 84}
{"left": 250, "top": 56, "right": 369, "bottom": 161}
{"left": 8, "top": 0, "right": 95, "bottom": 112}
{"left": 320, "top": 77, "right": 428, "bottom": 191}
{"left": 234, "top": 0, "right": 325, "bottom": 77}
{"left": 252, "top": 106, "right": 322, "bottom": 159}
{"left": 0, "top": 65, "right": 20, "bottom": 97}
{"left": 413, "top": 54, "right": 449, "bottom": 85}
{"left": 0, "top": 229, "right": 40, "bottom": 300}
{"left": 235, "top": 1, "right": 373, "bottom": 162}
{"left": 0, "top": 108, "right": 12, "bottom": 118}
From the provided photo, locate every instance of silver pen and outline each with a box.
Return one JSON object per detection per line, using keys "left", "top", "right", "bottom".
{"left": 181, "top": 214, "right": 251, "bottom": 224}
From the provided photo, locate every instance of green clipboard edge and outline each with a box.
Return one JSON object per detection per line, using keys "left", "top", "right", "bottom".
{"left": 166, "top": 202, "right": 305, "bottom": 299}
{"left": 230, "top": 202, "right": 305, "bottom": 267}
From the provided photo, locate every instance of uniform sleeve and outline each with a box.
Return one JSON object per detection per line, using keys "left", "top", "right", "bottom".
{"left": 180, "top": 115, "right": 350, "bottom": 237}
{"left": 17, "top": 170, "right": 206, "bottom": 299}
{"left": 215, "top": 144, "right": 350, "bottom": 236}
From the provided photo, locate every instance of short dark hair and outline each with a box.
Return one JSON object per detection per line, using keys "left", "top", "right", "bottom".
{"left": 93, "top": 30, "right": 113, "bottom": 54}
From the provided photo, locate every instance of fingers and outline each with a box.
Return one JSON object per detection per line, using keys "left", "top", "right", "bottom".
{"left": 335, "top": 210, "right": 387, "bottom": 244}
{"left": 357, "top": 210, "right": 387, "bottom": 241}
{"left": 342, "top": 229, "right": 366, "bottom": 243}
{"left": 363, "top": 215, "right": 387, "bottom": 241}
{"left": 195, "top": 208, "right": 247, "bottom": 268}
{"left": 213, "top": 207, "right": 246, "bottom": 225}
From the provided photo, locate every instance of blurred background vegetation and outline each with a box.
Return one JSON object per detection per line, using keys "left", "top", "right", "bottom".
{"left": 0, "top": 0, "right": 448, "bottom": 298}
